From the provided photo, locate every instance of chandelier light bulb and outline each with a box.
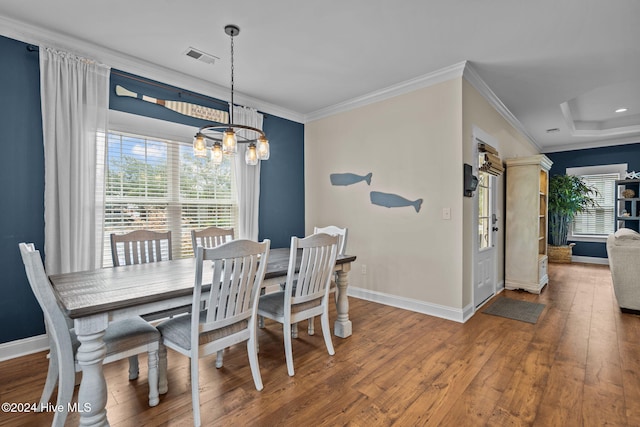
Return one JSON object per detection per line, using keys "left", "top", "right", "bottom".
{"left": 222, "top": 129, "right": 237, "bottom": 154}
{"left": 257, "top": 136, "right": 270, "bottom": 160}
{"left": 245, "top": 144, "right": 258, "bottom": 165}
{"left": 211, "top": 143, "right": 224, "bottom": 165}
{"left": 193, "top": 134, "right": 208, "bottom": 158}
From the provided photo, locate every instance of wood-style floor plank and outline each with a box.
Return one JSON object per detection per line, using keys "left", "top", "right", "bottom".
{"left": 2, "top": 262, "right": 640, "bottom": 426}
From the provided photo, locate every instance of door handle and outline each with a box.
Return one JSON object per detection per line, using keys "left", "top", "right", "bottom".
{"left": 492, "top": 227, "right": 499, "bottom": 232}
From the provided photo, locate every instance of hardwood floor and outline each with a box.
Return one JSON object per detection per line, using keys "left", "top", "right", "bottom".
{"left": 1, "top": 262, "right": 639, "bottom": 426}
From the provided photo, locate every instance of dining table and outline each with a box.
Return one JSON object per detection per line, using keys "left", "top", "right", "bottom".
{"left": 48, "top": 247, "right": 356, "bottom": 426}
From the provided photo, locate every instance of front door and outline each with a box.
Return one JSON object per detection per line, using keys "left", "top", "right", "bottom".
{"left": 474, "top": 143, "right": 498, "bottom": 308}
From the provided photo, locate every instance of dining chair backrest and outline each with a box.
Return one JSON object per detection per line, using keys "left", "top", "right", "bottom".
{"left": 286, "top": 233, "right": 339, "bottom": 305}
{"left": 313, "top": 225, "right": 347, "bottom": 255}
{"left": 19, "top": 243, "right": 73, "bottom": 364}
{"left": 195, "top": 239, "right": 270, "bottom": 334}
{"left": 19, "top": 243, "right": 81, "bottom": 426}
{"left": 110, "top": 230, "right": 172, "bottom": 266}
{"left": 190, "top": 226, "right": 234, "bottom": 254}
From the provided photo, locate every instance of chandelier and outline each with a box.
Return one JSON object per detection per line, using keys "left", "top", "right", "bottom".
{"left": 192, "top": 24, "right": 269, "bottom": 166}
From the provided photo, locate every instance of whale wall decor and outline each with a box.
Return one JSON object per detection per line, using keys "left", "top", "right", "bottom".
{"left": 330, "top": 172, "right": 372, "bottom": 186}
{"left": 370, "top": 191, "right": 423, "bottom": 213}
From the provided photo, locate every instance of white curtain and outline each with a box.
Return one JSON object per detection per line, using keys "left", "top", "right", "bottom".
{"left": 40, "top": 47, "right": 110, "bottom": 274}
{"left": 232, "top": 105, "right": 263, "bottom": 241}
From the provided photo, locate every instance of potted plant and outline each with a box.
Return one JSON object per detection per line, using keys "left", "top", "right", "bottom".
{"left": 548, "top": 174, "right": 599, "bottom": 263}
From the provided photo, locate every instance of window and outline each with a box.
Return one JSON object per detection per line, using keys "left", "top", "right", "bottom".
{"left": 567, "top": 164, "right": 627, "bottom": 240}
{"left": 477, "top": 169, "right": 491, "bottom": 250}
{"left": 102, "top": 130, "right": 237, "bottom": 266}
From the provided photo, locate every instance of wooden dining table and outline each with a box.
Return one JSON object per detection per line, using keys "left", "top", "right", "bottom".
{"left": 48, "top": 247, "right": 356, "bottom": 426}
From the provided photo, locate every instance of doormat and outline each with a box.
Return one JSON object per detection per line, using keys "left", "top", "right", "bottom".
{"left": 482, "top": 297, "right": 545, "bottom": 324}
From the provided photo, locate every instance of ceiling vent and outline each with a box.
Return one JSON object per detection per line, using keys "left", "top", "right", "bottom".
{"left": 184, "top": 47, "right": 218, "bottom": 65}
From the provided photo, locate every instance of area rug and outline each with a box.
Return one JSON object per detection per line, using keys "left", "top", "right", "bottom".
{"left": 482, "top": 297, "right": 545, "bottom": 324}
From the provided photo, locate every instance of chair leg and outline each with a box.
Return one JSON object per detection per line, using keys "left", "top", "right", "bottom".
{"left": 283, "top": 322, "right": 295, "bottom": 376}
{"left": 128, "top": 355, "right": 139, "bottom": 380}
{"left": 147, "top": 349, "right": 160, "bottom": 407}
{"left": 39, "top": 350, "right": 58, "bottom": 409}
{"left": 321, "top": 309, "right": 335, "bottom": 356}
{"left": 291, "top": 322, "right": 298, "bottom": 339}
{"left": 190, "top": 355, "right": 201, "bottom": 427}
{"left": 53, "top": 341, "right": 75, "bottom": 427}
{"left": 158, "top": 344, "right": 168, "bottom": 395}
{"left": 247, "top": 335, "right": 263, "bottom": 391}
{"left": 215, "top": 350, "right": 224, "bottom": 368}
{"left": 308, "top": 317, "right": 315, "bottom": 335}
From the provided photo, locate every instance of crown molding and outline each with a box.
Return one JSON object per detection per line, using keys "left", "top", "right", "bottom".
{"left": 305, "top": 61, "right": 467, "bottom": 122}
{"left": 541, "top": 135, "right": 640, "bottom": 153}
{"left": 462, "top": 63, "right": 542, "bottom": 153}
{"left": 0, "top": 15, "right": 305, "bottom": 124}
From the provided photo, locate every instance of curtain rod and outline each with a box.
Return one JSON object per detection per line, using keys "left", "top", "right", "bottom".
{"left": 26, "top": 45, "right": 268, "bottom": 119}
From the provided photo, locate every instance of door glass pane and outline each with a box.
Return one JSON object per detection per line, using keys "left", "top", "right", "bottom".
{"left": 477, "top": 167, "right": 491, "bottom": 250}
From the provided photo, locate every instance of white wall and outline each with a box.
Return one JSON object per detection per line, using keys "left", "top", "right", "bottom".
{"left": 306, "top": 74, "right": 540, "bottom": 322}
{"left": 306, "top": 79, "right": 465, "bottom": 315}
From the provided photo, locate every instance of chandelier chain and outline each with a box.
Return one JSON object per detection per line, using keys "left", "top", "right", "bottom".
{"left": 229, "top": 31, "right": 235, "bottom": 124}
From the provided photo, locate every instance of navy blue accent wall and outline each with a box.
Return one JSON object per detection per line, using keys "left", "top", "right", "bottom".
{"left": 0, "top": 44, "right": 304, "bottom": 345}
{"left": 259, "top": 115, "right": 305, "bottom": 248}
{"left": 0, "top": 36, "right": 46, "bottom": 343}
{"left": 546, "top": 142, "right": 640, "bottom": 259}
{"left": 110, "top": 70, "right": 305, "bottom": 249}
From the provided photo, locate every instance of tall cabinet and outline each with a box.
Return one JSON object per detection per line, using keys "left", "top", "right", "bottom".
{"left": 505, "top": 155, "right": 553, "bottom": 294}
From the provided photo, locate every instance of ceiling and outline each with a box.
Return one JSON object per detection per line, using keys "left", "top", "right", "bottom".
{"left": 1, "top": 0, "right": 639, "bottom": 153}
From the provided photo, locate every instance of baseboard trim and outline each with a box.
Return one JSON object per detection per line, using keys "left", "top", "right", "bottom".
{"left": 571, "top": 256, "right": 609, "bottom": 265}
{"left": 0, "top": 334, "right": 49, "bottom": 362}
{"left": 347, "top": 287, "right": 469, "bottom": 323}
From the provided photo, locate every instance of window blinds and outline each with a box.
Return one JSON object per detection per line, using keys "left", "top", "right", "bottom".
{"left": 103, "top": 131, "right": 237, "bottom": 266}
{"left": 572, "top": 173, "right": 618, "bottom": 236}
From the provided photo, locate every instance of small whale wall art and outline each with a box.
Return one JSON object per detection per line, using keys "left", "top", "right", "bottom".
{"left": 330, "top": 172, "right": 372, "bottom": 186}
{"left": 370, "top": 191, "right": 423, "bottom": 213}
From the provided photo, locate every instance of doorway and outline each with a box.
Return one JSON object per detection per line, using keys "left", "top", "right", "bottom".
{"left": 473, "top": 130, "right": 499, "bottom": 308}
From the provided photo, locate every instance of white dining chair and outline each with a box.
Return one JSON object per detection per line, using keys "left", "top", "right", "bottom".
{"left": 157, "top": 239, "right": 270, "bottom": 427}
{"left": 307, "top": 225, "right": 347, "bottom": 335}
{"left": 110, "top": 229, "right": 172, "bottom": 266}
{"left": 258, "top": 233, "right": 339, "bottom": 376}
{"left": 313, "top": 225, "right": 347, "bottom": 255}
{"left": 19, "top": 243, "right": 161, "bottom": 427}
{"left": 110, "top": 229, "right": 177, "bottom": 374}
{"left": 190, "top": 226, "right": 234, "bottom": 253}
{"left": 190, "top": 226, "right": 235, "bottom": 368}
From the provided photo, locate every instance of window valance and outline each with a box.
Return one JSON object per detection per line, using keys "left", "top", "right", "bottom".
{"left": 478, "top": 142, "right": 504, "bottom": 176}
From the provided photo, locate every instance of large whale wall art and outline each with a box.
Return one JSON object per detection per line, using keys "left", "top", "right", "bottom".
{"left": 330, "top": 171, "right": 423, "bottom": 213}
{"left": 329, "top": 172, "right": 373, "bottom": 186}
{"left": 370, "top": 191, "right": 423, "bottom": 213}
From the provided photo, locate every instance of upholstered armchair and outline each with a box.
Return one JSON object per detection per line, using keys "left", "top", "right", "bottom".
{"left": 606, "top": 228, "right": 640, "bottom": 312}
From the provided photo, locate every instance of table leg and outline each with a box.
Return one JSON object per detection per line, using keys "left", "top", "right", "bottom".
{"left": 334, "top": 265, "right": 352, "bottom": 338}
{"left": 75, "top": 315, "right": 109, "bottom": 427}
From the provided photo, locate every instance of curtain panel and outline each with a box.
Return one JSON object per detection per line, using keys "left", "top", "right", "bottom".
{"left": 232, "top": 105, "right": 263, "bottom": 241}
{"left": 40, "top": 47, "right": 110, "bottom": 274}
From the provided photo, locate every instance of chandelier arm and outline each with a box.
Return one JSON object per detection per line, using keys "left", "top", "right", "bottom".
{"left": 199, "top": 124, "right": 266, "bottom": 143}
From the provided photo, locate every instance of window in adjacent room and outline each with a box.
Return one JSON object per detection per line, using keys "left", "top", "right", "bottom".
{"left": 566, "top": 164, "right": 627, "bottom": 241}
{"left": 102, "top": 128, "right": 237, "bottom": 266}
